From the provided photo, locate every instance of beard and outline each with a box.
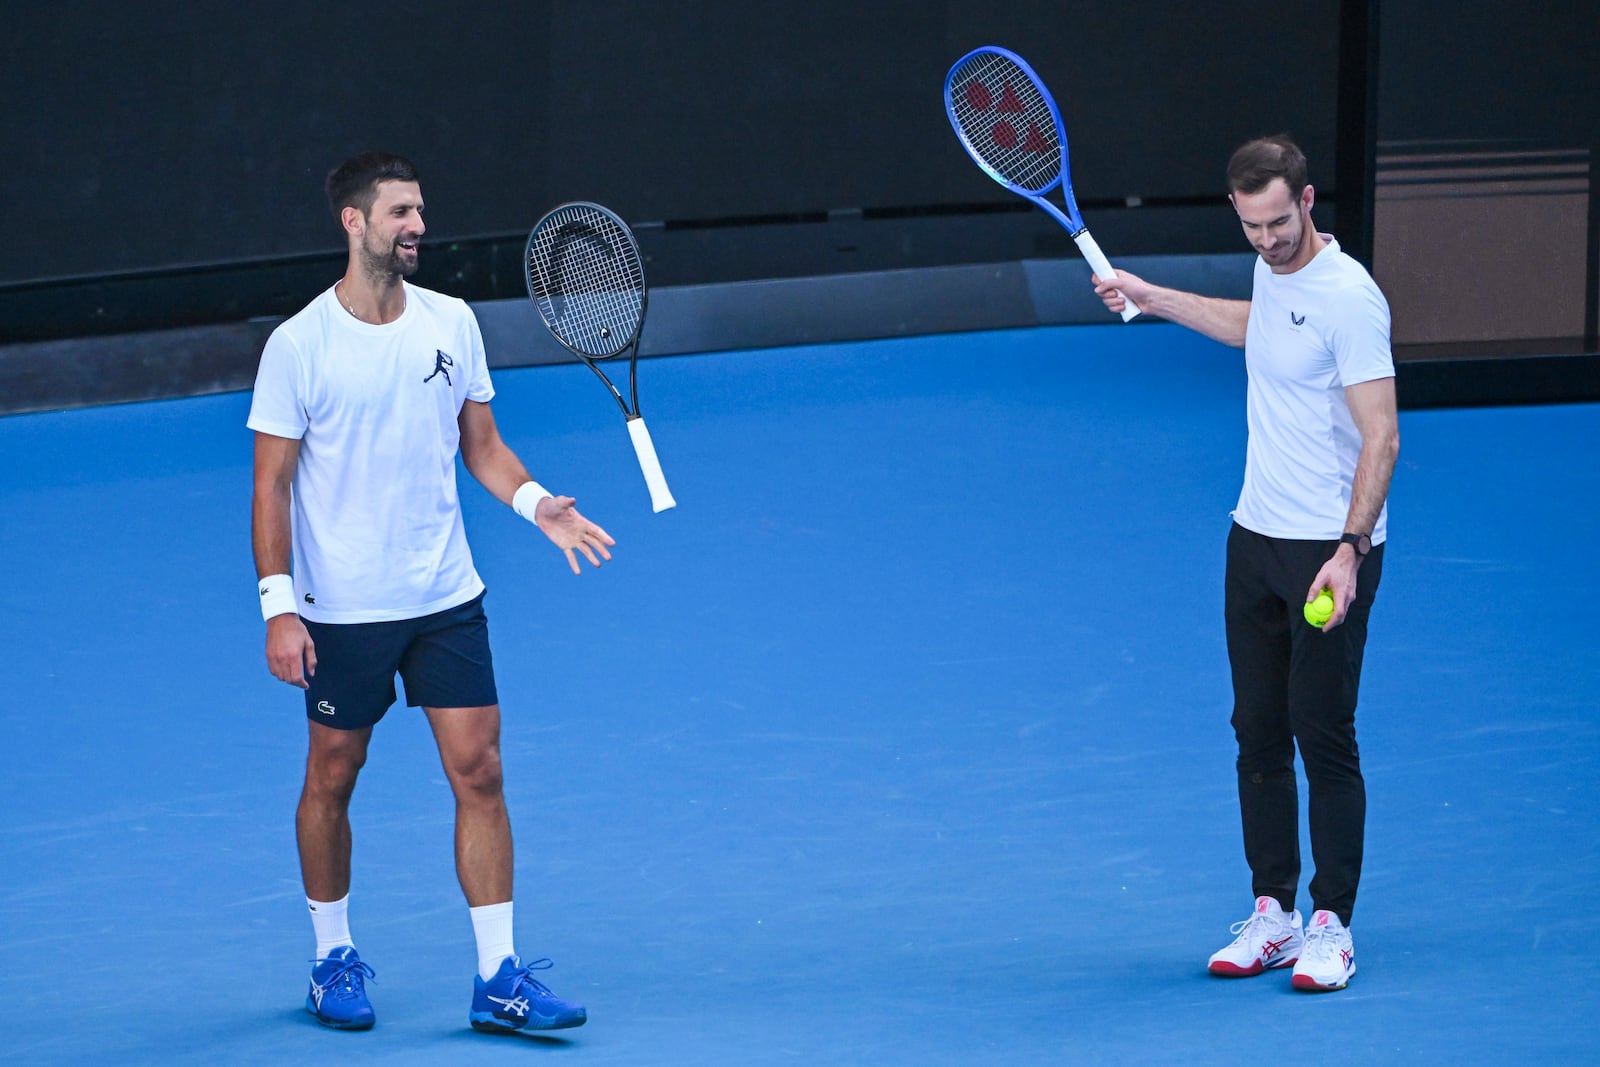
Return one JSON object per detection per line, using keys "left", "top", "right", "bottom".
{"left": 1257, "top": 224, "right": 1304, "bottom": 267}
{"left": 359, "top": 236, "right": 419, "bottom": 279}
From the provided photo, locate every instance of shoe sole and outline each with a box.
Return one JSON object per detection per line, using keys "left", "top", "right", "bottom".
{"left": 1291, "top": 963, "right": 1356, "bottom": 992}
{"left": 306, "top": 1004, "right": 375, "bottom": 1030}
{"left": 1208, "top": 956, "right": 1298, "bottom": 977}
{"left": 470, "top": 1009, "right": 587, "bottom": 1032}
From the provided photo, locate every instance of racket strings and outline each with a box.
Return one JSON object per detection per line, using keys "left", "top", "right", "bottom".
{"left": 527, "top": 206, "right": 644, "bottom": 358}
{"left": 947, "top": 52, "right": 1061, "bottom": 193}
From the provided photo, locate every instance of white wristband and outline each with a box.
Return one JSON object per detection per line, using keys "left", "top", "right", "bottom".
{"left": 512, "top": 481, "right": 553, "bottom": 525}
{"left": 258, "top": 573, "right": 297, "bottom": 621}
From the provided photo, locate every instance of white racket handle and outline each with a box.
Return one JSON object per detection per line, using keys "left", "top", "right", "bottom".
{"left": 1073, "top": 230, "right": 1141, "bottom": 322}
{"left": 627, "top": 416, "right": 677, "bottom": 513}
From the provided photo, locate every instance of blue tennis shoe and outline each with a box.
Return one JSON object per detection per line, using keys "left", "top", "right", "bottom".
{"left": 306, "top": 945, "right": 376, "bottom": 1030}
{"left": 470, "top": 955, "right": 586, "bottom": 1032}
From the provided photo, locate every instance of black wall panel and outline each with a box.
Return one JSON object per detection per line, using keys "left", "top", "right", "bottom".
{"left": 4, "top": 1, "right": 1339, "bottom": 289}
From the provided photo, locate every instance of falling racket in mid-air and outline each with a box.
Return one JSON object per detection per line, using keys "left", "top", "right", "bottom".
{"left": 524, "top": 201, "right": 676, "bottom": 512}
{"left": 944, "top": 45, "right": 1140, "bottom": 321}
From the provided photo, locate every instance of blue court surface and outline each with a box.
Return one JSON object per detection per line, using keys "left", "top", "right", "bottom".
{"left": 1, "top": 324, "right": 1595, "bottom": 1064}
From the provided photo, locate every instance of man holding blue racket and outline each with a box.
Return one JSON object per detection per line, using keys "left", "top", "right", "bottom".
{"left": 250, "top": 151, "right": 612, "bottom": 1031}
{"left": 1093, "top": 136, "right": 1398, "bottom": 993}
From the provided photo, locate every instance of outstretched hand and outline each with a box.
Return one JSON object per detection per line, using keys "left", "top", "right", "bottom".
{"left": 535, "top": 495, "right": 616, "bottom": 574}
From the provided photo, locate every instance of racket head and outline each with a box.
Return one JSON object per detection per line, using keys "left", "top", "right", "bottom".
{"left": 524, "top": 201, "right": 647, "bottom": 360}
{"left": 944, "top": 46, "right": 1082, "bottom": 225}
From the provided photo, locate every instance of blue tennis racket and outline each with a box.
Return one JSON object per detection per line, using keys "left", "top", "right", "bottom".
{"left": 944, "top": 46, "right": 1140, "bottom": 321}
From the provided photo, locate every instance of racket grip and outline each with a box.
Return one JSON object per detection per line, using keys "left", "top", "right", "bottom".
{"left": 626, "top": 415, "right": 677, "bottom": 513}
{"left": 1073, "top": 230, "right": 1142, "bottom": 322}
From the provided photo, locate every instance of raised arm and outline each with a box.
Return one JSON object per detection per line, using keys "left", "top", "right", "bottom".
{"left": 1092, "top": 268, "right": 1251, "bottom": 348}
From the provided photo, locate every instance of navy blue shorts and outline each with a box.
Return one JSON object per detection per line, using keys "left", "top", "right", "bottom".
{"left": 301, "top": 592, "right": 498, "bottom": 730}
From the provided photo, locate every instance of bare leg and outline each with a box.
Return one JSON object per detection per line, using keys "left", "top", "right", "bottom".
{"left": 424, "top": 704, "right": 513, "bottom": 906}
{"left": 297, "top": 720, "right": 373, "bottom": 902}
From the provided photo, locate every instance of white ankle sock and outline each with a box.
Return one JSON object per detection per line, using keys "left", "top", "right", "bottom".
{"left": 308, "top": 894, "right": 353, "bottom": 959}
{"left": 469, "top": 901, "right": 516, "bottom": 981}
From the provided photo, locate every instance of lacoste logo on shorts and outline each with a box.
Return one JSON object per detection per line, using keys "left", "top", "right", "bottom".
{"left": 317, "top": 701, "right": 336, "bottom": 715}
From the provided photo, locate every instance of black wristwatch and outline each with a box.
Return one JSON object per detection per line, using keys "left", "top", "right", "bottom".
{"left": 1340, "top": 532, "right": 1372, "bottom": 558}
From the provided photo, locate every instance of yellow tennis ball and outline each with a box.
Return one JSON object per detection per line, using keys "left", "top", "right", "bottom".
{"left": 1304, "top": 589, "right": 1335, "bottom": 627}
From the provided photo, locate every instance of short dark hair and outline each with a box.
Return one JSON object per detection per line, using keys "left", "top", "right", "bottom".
{"left": 1226, "top": 136, "right": 1308, "bottom": 199}
{"left": 324, "top": 152, "right": 419, "bottom": 220}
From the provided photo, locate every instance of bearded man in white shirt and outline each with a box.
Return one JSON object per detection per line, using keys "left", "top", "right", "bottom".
{"left": 250, "top": 151, "right": 612, "bottom": 1032}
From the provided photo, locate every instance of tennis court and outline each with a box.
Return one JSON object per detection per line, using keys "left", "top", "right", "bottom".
{"left": 1, "top": 323, "right": 1595, "bottom": 1063}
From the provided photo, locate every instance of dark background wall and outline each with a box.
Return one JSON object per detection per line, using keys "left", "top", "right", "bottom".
{"left": 3, "top": 2, "right": 1336, "bottom": 324}
{"left": 2, "top": 1, "right": 1596, "bottom": 408}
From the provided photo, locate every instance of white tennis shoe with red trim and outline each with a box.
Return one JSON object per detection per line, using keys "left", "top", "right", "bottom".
{"left": 1291, "top": 909, "right": 1356, "bottom": 991}
{"left": 1207, "top": 896, "right": 1304, "bottom": 977}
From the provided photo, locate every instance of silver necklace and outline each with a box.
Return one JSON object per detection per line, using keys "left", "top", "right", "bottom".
{"left": 335, "top": 282, "right": 361, "bottom": 319}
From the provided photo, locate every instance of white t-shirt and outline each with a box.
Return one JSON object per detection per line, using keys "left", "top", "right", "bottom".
{"left": 248, "top": 283, "right": 496, "bottom": 623}
{"left": 1232, "top": 236, "right": 1393, "bottom": 544}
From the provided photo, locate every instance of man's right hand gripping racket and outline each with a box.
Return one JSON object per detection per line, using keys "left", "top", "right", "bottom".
{"left": 525, "top": 201, "right": 676, "bottom": 512}
{"left": 944, "top": 46, "right": 1140, "bottom": 321}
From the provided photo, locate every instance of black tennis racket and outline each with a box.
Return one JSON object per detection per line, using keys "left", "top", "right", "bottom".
{"left": 524, "top": 201, "right": 676, "bottom": 512}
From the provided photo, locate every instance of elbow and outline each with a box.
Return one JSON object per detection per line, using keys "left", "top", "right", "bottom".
{"left": 253, "top": 482, "right": 291, "bottom": 518}
{"left": 252, "top": 475, "right": 286, "bottom": 505}
{"left": 458, "top": 438, "right": 494, "bottom": 481}
{"left": 1366, "top": 425, "right": 1400, "bottom": 475}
